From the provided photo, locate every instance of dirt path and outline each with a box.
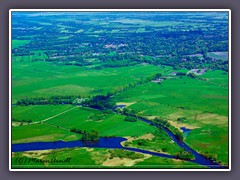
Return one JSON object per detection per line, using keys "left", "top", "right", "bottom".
{"left": 29, "top": 106, "right": 78, "bottom": 125}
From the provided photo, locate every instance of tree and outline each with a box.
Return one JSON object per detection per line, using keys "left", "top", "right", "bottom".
{"left": 187, "top": 73, "right": 197, "bottom": 78}
{"left": 124, "top": 116, "right": 137, "bottom": 122}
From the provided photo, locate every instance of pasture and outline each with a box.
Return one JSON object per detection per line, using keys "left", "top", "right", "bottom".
{"left": 12, "top": 40, "right": 30, "bottom": 49}
{"left": 12, "top": 105, "right": 74, "bottom": 122}
{"left": 12, "top": 147, "right": 203, "bottom": 169}
{"left": 12, "top": 123, "right": 82, "bottom": 144}
{"left": 12, "top": 105, "right": 184, "bottom": 157}
{"left": 111, "top": 72, "right": 228, "bottom": 165}
{"left": 45, "top": 106, "right": 158, "bottom": 137}
{"left": 12, "top": 61, "right": 169, "bottom": 103}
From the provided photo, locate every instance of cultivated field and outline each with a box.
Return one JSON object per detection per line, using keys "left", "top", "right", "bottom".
{"left": 11, "top": 11, "right": 229, "bottom": 169}
{"left": 111, "top": 71, "right": 228, "bottom": 165}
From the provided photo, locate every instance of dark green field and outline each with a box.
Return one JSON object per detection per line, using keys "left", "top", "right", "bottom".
{"left": 11, "top": 11, "right": 229, "bottom": 169}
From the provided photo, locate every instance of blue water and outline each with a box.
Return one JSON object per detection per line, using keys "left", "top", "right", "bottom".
{"left": 180, "top": 127, "right": 191, "bottom": 137}
{"left": 12, "top": 116, "right": 226, "bottom": 169}
{"left": 12, "top": 137, "right": 125, "bottom": 152}
{"left": 136, "top": 117, "right": 226, "bottom": 169}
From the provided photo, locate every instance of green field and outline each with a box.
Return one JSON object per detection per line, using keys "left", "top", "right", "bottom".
{"left": 111, "top": 72, "right": 228, "bottom": 165}
{"left": 111, "top": 75, "right": 228, "bottom": 117}
{"left": 207, "top": 52, "right": 228, "bottom": 61}
{"left": 12, "top": 105, "right": 185, "bottom": 157}
{"left": 12, "top": 50, "right": 48, "bottom": 62}
{"left": 12, "top": 105, "right": 158, "bottom": 140}
{"left": 11, "top": 11, "right": 229, "bottom": 169}
{"left": 12, "top": 40, "right": 31, "bottom": 49}
{"left": 12, "top": 123, "right": 82, "bottom": 144}
{"left": 12, "top": 61, "right": 170, "bottom": 103}
{"left": 46, "top": 107, "right": 157, "bottom": 137}
{"left": 12, "top": 147, "right": 203, "bottom": 169}
{"left": 12, "top": 105, "right": 74, "bottom": 122}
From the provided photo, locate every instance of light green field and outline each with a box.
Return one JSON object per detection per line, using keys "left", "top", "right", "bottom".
{"left": 185, "top": 124, "right": 228, "bottom": 166}
{"left": 111, "top": 72, "right": 229, "bottom": 165}
{"left": 12, "top": 61, "right": 170, "bottom": 103}
{"left": 12, "top": 147, "right": 203, "bottom": 169}
{"left": 207, "top": 52, "right": 228, "bottom": 60}
{"left": 12, "top": 105, "right": 74, "bottom": 122}
{"left": 46, "top": 106, "right": 157, "bottom": 137}
{"left": 12, "top": 50, "right": 48, "bottom": 62}
{"left": 112, "top": 75, "right": 228, "bottom": 117}
{"left": 201, "top": 70, "right": 228, "bottom": 87}
{"left": 12, "top": 105, "right": 158, "bottom": 142}
{"left": 12, "top": 105, "right": 184, "bottom": 158}
{"left": 12, "top": 123, "right": 82, "bottom": 144}
{"left": 123, "top": 130, "right": 183, "bottom": 155}
{"left": 133, "top": 156, "right": 206, "bottom": 169}
{"left": 12, "top": 40, "right": 30, "bottom": 49}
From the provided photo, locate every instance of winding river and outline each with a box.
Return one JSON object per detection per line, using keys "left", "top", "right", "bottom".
{"left": 12, "top": 115, "right": 226, "bottom": 169}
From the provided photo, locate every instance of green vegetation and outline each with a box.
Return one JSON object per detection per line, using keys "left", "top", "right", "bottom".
{"left": 12, "top": 105, "right": 73, "bottom": 122}
{"left": 109, "top": 149, "right": 144, "bottom": 160}
{"left": 12, "top": 61, "right": 166, "bottom": 103}
{"left": 174, "top": 150, "right": 195, "bottom": 160}
{"left": 44, "top": 107, "right": 157, "bottom": 137}
{"left": 185, "top": 125, "right": 228, "bottom": 166}
{"left": 123, "top": 129, "right": 183, "bottom": 156}
{"left": 12, "top": 123, "right": 82, "bottom": 144}
{"left": 133, "top": 156, "right": 206, "bottom": 169}
{"left": 111, "top": 72, "right": 228, "bottom": 165}
{"left": 12, "top": 40, "right": 30, "bottom": 49}
{"left": 153, "top": 117, "right": 184, "bottom": 141}
{"left": 12, "top": 106, "right": 158, "bottom": 143}
{"left": 124, "top": 116, "right": 137, "bottom": 122}
{"left": 12, "top": 147, "right": 203, "bottom": 169}
{"left": 11, "top": 11, "right": 229, "bottom": 169}
{"left": 70, "top": 128, "right": 100, "bottom": 141}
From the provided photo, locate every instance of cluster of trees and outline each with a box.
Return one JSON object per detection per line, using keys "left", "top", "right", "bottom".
{"left": 176, "top": 72, "right": 187, "bottom": 76}
{"left": 70, "top": 128, "right": 100, "bottom": 141}
{"left": 124, "top": 116, "right": 137, "bottom": 122}
{"left": 82, "top": 72, "right": 162, "bottom": 110}
{"left": 108, "top": 149, "right": 144, "bottom": 160}
{"left": 12, "top": 13, "right": 228, "bottom": 72}
{"left": 174, "top": 149, "right": 195, "bottom": 160}
{"left": 176, "top": 72, "right": 197, "bottom": 78}
{"left": 82, "top": 95, "right": 114, "bottom": 110}
{"left": 153, "top": 117, "right": 184, "bottom": 141}
{"left": 202, "top": 151, "right": 220, "bottom": 164}
{"left": 96, "top": 60, "right": 139, "bottom": 69}
{"left": 16, "top": 95, "right": 83, "bottom": 106}
{"left": 16, "top": 71, "right": 161, "bottom": 109}
{"left": 177, "top": 117, "right": 187, "bottom": 122}
{"left": 187, "top": 72, "right": 197, "bottom": 78}
{"left": 12, "top": 118, "right": 32, "bottom": 124}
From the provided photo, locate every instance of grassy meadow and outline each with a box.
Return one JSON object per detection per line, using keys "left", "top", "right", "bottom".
{"left": 111, "top": 72, "right": 229, "bottom": 165}
{"left": 11, "top": 12, "right": 229, "bottom": 169}
{"left": 12, "top": 147, "right": 204, "bottom": 169}
{"left": 12, "top": 61, "right": 170, "bottom": 103}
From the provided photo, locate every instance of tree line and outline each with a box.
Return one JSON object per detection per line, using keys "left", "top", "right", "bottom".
{"left": 70, "top": 128, "right": 100, "bottom": 141}
{"left": 153, "top": 117, "right": 184, "bottom": 141}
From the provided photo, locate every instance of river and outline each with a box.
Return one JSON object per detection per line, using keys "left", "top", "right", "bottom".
{"left": 12, "top": 115, "right": 226, "bottom": 169}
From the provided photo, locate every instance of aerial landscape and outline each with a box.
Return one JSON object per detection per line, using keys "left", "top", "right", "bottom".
{"left": 11, "top": 11, "right": 229, "bottom": 170}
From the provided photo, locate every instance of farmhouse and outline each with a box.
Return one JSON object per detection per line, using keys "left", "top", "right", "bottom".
{"left": 114, "top": 104, "right": 126, "bottom": 109}
{"left": 187, "top": 68, "right": 207, "bottom": 75}
{"left": 73, "top": 98, "right": 85, "bottom": 105}
{"left": 169, "top": 72, "right": 177, "bottom": 76}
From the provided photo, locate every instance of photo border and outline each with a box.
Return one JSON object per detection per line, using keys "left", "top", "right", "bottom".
{"left": 9, "top": 9, "right": 231, "bottom": 172}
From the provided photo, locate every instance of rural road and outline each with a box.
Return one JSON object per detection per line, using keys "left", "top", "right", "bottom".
{"left": 30, "top": 106, "right": 78, "bottom": 125}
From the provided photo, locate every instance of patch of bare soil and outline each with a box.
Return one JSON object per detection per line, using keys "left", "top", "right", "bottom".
{"left": 121, "top": 133, "right": 154, "bottom": 146}
{"left": 102, "top": 154, "right": 151, "bottom": 167}
{"left": 116, "top": 102, "right": 136, "bottom": 106}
